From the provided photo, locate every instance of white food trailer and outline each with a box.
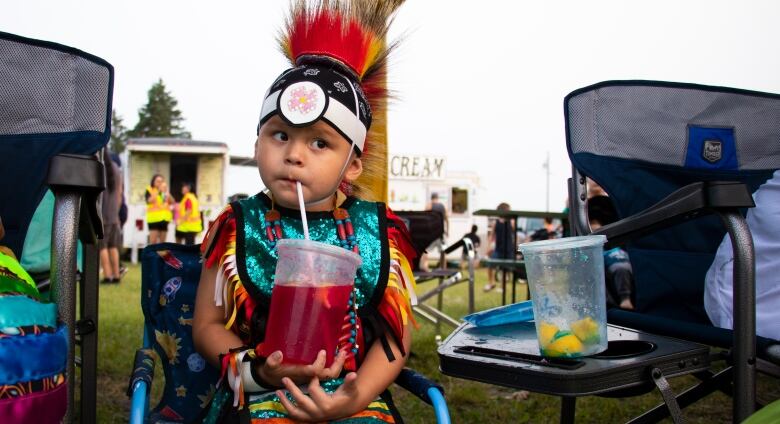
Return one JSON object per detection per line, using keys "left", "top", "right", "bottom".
{"left": 122, "top": 138, "right": 229, "bottom": 261}
{"left": 387, "top": 154, "right": 488, "bottom": 257}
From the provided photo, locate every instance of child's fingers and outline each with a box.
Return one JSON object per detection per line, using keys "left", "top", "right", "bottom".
{"left": 306, "top": 376, "right": 330, "bottom": 405}
{"left": 321, "top": 351, "right": 346, "bottom": 379}
{"left": 262, "top": 351, "right": 284, "bottom": 381}
{"left": 276, "top": 390, "right": 305, "bottom": 419}
{"left": 337, "top": 372, "right": 359, "bottom": 395}
{"left": 304, "top": 350, "right": 327, "bottom": 375}
{"left": 278, "top": 378, "right": 317, "bottom": 419}
{"left": 265, "top": 351, "right": 283, "bottom": 369}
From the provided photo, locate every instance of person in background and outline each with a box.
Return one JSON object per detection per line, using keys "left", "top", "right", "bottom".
{"left": 145, "top": 174, "right": 172, "bottom": 244}
{"left": 529, "top": 216, "right": 558, "bottom": 241}
{"left": 587, "top": 177, "right": 607, "bottom": 198}
{"left": 587, "top": 195, "right": 634, "bottom": 310}
{"left": 175, "top": 182, "right": 202, "bottom": 245}
{"left": 427, "top": 192, "right": 448, "bottom": 236}
{"left": 485, "top": 202, "right": 515, "bottom": 291}
{"left": 100, "top": 148, "right": 123, "bottom": 283}
{"left": 111, "top": 153, "right": 128, "bottom": 278}
{"left": 705, "top": 170, "right": 779, "bottom": 340}
{"left": 419, "top": 192, "right": 449, "bottom": 272}
{"left": 461, "top": 224, "right": 481, "bottom": 270}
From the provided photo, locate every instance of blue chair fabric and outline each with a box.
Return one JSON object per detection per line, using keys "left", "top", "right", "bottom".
{"left": 566, "top": 80, "right": 779, "bottom": 324}
{"left": 137, "top": 243, "right": 219, "bottom": 423}
{"left": 0, "top": 31, "right": 113, "bottom": 258}
{"left": 565, "top": 80, "right": 780, "bottom": 420}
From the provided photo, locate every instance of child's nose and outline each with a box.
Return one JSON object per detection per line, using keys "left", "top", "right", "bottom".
{"left": 284, "top": 140, "right": 305, "bottom": 166}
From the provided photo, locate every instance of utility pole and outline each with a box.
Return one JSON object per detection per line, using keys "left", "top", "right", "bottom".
{"left": 543, "top": 151, "right": 550, "bottom": 212}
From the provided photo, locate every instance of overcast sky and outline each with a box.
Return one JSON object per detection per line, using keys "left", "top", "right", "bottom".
{"left": 4, "top": 0, "right": 780, "bottom": 211}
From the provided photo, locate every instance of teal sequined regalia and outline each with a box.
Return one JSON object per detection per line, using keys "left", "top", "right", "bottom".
{"left": 201, "top": 192, "right": 417, "bottom": 423}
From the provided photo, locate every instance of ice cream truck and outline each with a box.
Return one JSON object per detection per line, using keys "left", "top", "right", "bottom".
{"left": 121, "top": 138, "right": 229, "bottom": 261}
{"left": 387, "top": 154, "right": 488, "bottom": 257}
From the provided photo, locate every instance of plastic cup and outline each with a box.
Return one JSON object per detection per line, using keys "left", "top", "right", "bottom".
{"left": 262, "top": 239, "right": 362, "bottom": 366}
{"left": 518, "top": 235, "right": 608, "bottom": 358}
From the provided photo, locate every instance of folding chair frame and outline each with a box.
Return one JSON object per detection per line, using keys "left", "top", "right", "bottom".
{"left": 413, "top": 238, "right": 476, "bottom": 338}
{"left": 568, "top": 166, "right": 758, "bottom": 421}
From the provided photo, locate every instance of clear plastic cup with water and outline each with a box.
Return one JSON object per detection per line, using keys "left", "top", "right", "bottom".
{"left": 518, "top": 235, "right": 608, "bottom": 358}
{"left": 262, "top": 239, "right": 362, "bottom": 366}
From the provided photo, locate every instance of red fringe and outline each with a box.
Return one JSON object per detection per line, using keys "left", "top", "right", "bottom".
{"left": 288, "top": 8, "right": 373, "bottom": 77}
{"left": 202, "top": 207, "right": 235, "bottom": 269}
{"left": 386, "top": 208, "right": 417, "bottom": 263}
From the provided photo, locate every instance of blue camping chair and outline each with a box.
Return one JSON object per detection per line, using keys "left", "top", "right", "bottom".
{"left": 129, "top": 243, "right": 451, "bottom": 424}
{"left": 565, "top": 80, "right": 780, "bottom": 422}
{"left": 0, "top": 31, "right": 113, "bottom": 423}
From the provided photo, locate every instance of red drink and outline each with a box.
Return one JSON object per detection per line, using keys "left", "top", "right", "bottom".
{"left": 263, "top": 283, "right": 353, "bottom": 366}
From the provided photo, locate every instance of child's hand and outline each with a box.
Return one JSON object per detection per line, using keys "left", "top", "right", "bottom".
{"left": 259, "top": 350, "right": 347, "bottom": 387}
{"left": 276, "top": 372, "right": 360, "bottom": 422}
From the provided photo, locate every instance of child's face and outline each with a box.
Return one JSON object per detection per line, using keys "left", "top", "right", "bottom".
{"left": 256, "top": 115, "right": 363, "bottom": 212}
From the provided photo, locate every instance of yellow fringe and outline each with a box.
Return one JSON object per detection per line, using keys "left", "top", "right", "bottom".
{"left": 386, "top": 242, "right": 418, "bottom": 328}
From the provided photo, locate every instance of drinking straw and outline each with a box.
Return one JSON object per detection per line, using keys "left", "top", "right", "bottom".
{"left": 296, "top": 181, "right": 310, "bottom": 240}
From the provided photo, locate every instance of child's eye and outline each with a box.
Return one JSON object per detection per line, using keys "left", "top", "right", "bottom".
{"left": 272, "top": 131, "right": 288, "bottom": 142}
{"left": 311, "top": 139, "right": 328, "bottom": 150}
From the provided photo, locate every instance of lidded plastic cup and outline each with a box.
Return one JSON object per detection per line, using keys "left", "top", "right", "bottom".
{"left": 263, "top": 239, "right": 362, "bottom": 366}
{"left": 518, "top": 235, "right": 607, "bottom": 358}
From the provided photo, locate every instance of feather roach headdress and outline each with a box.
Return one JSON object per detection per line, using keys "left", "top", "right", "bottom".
{"left": 258, "top": 0, "right": 403, "bottom": 202}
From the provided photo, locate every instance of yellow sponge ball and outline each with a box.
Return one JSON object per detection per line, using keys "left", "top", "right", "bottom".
{"left": 542, "top": 333, "right": 584, "bottom": 357}
{"left": 538, "top": 322, "right": 559, "bottom": 348}
{"left": 571, "top": 316, "right": 601, "bottom": 345}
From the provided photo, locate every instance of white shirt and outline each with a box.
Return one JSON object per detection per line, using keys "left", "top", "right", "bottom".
{"left": 704, "top": 170, "right": 780, "bottom": 340}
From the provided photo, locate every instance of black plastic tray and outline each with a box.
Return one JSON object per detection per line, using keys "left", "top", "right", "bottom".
{"left": 438, "top": 322, "right": 710, "bottom": 397}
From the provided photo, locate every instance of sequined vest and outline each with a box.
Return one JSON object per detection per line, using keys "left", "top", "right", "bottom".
{"left": 233, "top": 193, "right": 389, "bottom": 315}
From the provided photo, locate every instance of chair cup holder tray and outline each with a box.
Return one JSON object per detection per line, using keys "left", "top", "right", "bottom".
{"left": 438, "top": 322, "right": 710, "bottom": 397}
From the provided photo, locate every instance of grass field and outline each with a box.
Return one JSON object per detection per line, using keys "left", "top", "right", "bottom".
{"left": 94, "top": 263, "right": 779, "bottom": 423}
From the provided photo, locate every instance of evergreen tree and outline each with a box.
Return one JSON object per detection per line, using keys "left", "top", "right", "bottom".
{"left": 109, "top": 109, "right": 128, "bottom": 153}
{"left": 128, "top": 79, "right": 191, "bottom": 139}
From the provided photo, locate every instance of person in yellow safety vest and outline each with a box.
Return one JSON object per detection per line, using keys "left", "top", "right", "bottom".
{"left": 175, "top": 182, "right": 202, "bottom": 245}
{"left": 145, "top": 174, "right": 173, "bottom": 244}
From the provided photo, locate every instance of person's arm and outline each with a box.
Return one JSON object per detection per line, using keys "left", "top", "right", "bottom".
{"left": 488, "top": 221, "right": 496, "bottom": 254}
{"left": 145, "top": 189, "right": 154, "bottom": 205}
{"left": 277, "top": 322, "right": 411, "bottom": 421}
{"left": 193, "top": 262, "right": 243, "bottom": 367}
{"left": 116, "top": 172, "right": 124, "bottom": 207}
{"left": 444, "top": 207, "right": 449, "bottom": 236}
{"left": 193, "top": 217, "right": 244, "bottom": 366}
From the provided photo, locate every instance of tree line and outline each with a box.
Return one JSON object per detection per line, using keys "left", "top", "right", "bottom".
{"left": 110, "top": 79, "right": 190, "bottom": 153}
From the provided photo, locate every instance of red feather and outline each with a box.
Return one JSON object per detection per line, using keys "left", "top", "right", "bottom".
{"left": 287, "top": 7, "right": 374, "bottom": 77}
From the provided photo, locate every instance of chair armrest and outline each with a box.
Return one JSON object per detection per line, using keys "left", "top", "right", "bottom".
{"left": 128, "top": 348, "right": 156, "bottom": 423}
{"left": 48, "top": 153, "right": 106, "bottom": 244}
{"left": 592, "top": 181, "right": 754, "bottom": 249}
{"left": 395, "top": 368, "right": 450, "bottom": 424}
{"left": 395, "top": 368, "right": 443, "bottom": 405}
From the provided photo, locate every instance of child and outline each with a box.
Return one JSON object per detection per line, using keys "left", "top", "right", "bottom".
{"left": 587, "top": 195, "right": 634, "bottom": 310}
{"left": 193, "top": 1, "right": 417, "bottom": 422}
